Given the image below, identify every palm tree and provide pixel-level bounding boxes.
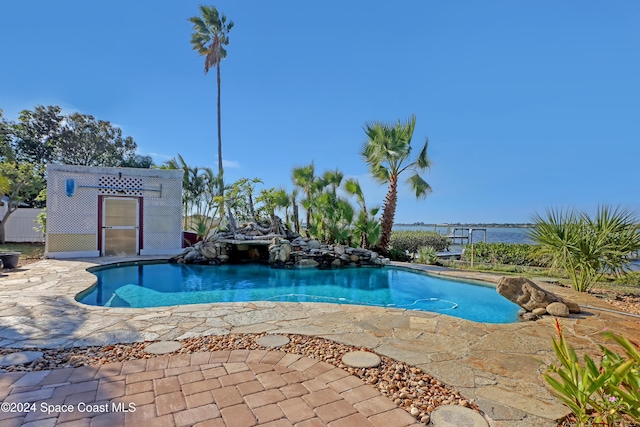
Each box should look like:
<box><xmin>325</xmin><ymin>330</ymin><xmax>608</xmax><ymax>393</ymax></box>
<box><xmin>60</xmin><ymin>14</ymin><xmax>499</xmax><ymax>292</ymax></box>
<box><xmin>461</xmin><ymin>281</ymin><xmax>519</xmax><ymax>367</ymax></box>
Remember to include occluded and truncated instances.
<box><xmin>344</xmin><ymin>177</ymin><xmax>380</xmax><ymax>249</ymax></box>
<box><xmin>361</xmin><ymin>114</ymin><xmax>432</xmax><ymax>252</ymax></box>
<box><xmin>290</xmin><ymin>189</ymin><xmax>300</xmax><ymax>233</ymax></box>
<box><xmin>529</xmin><ymin>205</ymin><xmax>640</xmax><ymax>292</ymax></box>
<box><xmin>188</xmin><ymin>6</ymin><xmax>234</xmax><ymax>197</ymax></box>
<box><xmin>291</xmin><ymin>162</ymin><xmax>317</xmax><ymax>236</ymax></box>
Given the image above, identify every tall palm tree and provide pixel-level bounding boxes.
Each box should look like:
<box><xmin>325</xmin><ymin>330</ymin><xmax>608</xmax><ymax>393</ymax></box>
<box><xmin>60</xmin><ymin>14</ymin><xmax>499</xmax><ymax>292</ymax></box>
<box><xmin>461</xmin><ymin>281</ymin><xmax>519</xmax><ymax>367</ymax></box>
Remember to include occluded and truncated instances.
<box><xmin>361</xmin><ymin>114</ymin><xmax>432</xmax><ymax>252</ymax></box>
<box><xmin>188</xmin><ymin>5</ymin><xmax>233</xmax><ymax>197</ymax></box>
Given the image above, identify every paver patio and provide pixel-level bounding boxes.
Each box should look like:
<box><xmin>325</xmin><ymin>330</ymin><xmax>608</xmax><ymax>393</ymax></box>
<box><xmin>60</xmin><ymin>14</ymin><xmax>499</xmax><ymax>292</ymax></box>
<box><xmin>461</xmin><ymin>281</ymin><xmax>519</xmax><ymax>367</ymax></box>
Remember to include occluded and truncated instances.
<box><xmin>1</xmin><ymin>257</ymin><xmax>639</xmax><ymax>426</ymax></box>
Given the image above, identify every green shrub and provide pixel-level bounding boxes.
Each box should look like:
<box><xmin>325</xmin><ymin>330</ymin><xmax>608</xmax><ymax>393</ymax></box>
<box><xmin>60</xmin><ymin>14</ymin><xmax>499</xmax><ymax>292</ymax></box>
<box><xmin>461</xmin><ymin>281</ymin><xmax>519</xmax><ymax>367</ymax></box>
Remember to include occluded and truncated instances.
<box><xmin>416</xmin><ymin>246</ymin><xmax>438</xmax><ymax>265</ymax></box>
<box><xmin>613</xmin><ymin>271</ymin><xmax>640</xmax><ymax>287</ymax></box>
<box><xmin>543</xmin><ymin>319</ymin><xmax>640</xmax><ymax>426</ymax></box>
<box><xmin>390</xmin><ymin>230</ymin><xmax>449</xmax><ymax>253</ymax></box>
<box><xmin>388</xmin><ymin>248</ymin><xmax>411</xmax><ymax>262</ymax></box>
<box><xmin>530</xmin><ymin>206</ymin><xmax>640</xmax><ymax>292</ymax></box>
<box><xmin>461</xmin><ymin>242</ymin><xmax>546</xmax><ymax>267</ymax></box>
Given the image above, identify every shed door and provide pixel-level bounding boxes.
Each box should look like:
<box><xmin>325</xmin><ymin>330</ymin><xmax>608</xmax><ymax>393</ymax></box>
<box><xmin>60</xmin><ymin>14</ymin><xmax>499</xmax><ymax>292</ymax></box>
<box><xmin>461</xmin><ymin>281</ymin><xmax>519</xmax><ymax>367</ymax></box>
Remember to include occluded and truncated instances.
<box><xmin>101</xmin><ymin>197</ymin><xmax>139</xmax><ymax>256</ymax></box>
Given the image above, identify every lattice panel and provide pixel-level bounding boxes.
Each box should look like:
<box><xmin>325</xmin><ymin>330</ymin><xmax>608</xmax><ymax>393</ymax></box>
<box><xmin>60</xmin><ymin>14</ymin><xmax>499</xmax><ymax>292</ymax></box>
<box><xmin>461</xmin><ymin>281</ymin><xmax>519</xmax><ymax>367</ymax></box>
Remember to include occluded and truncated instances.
<box><xmin>143</xmin><ymin>199</ymin><xmax>183</xmax><ymax>251</ymax></box>
<box><xmin>98</xmin><ymin>175</ymin><xmax>143</xmax><ymax>196</ymax></box>
<box><xmin>47</xmin><ymin>172</ymin><xmax>100</xmax><ymax>235</ymax></box>
<box><xmin>145</xmin><ymin>177</ymin><xmax>182</xmax><ymax>201</ymax></box>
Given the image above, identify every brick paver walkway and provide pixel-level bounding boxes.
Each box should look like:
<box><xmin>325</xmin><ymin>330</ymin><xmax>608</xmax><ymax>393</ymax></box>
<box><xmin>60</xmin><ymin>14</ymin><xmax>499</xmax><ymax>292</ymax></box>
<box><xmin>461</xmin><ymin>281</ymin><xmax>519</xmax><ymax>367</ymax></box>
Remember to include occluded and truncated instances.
<box><xmin>0</xmin><ymin>350</ymin><xmax>422</xmax><ymax>427</ymax></box>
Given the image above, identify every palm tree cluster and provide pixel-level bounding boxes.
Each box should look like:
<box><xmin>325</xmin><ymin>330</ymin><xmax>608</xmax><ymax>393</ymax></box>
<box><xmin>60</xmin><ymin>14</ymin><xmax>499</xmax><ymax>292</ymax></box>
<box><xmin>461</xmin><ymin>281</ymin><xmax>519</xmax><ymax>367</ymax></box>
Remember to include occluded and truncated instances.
<box><xmin>291</xmin><ymin>162</ymin><xmax>380</xmax><ymax>248</ymax></box>
<box><xmin>187</xmin><ymin>5</ymin><xmax>433</xmax><ymax>252</ymax></box>
<box><xmin>162</xmin><ymin>154</ymin><xmax>222</xmax><ymax>239</ymax></box>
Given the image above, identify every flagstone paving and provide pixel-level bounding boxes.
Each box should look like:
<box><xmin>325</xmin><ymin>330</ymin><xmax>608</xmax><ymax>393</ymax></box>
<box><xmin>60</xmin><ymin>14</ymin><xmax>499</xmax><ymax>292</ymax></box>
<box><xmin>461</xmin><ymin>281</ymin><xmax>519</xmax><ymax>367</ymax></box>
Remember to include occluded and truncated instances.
<box><xmin>1</xmin><ymin>257</ymin><xmax>639</xmax><ymax>427</ymax></box>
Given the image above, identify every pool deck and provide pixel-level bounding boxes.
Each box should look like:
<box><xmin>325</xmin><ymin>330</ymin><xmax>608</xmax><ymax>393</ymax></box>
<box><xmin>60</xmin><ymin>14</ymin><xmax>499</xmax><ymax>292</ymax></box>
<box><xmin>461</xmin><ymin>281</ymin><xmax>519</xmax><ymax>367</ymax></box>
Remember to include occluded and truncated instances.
<box><xmin>1</xmin><ymin>257</ymin><xmax>639</xmax><ymax>427</ymax></box>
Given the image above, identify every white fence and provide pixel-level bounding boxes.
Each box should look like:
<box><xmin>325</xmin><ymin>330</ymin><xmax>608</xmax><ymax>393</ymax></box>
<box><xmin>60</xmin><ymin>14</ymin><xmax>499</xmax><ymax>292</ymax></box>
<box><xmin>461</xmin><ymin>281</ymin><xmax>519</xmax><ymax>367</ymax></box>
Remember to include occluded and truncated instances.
<box><xmin>0</xmin><ymin>206</ymin><xmax>45</xmax><ymax>242</ymax></box>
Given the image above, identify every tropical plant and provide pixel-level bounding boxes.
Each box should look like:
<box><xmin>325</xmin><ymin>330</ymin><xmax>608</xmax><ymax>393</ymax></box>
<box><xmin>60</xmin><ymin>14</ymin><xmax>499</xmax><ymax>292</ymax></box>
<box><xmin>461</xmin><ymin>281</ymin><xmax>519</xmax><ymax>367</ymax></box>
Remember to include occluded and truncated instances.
<box><xmin>529</xmin><ymin>206</ymin><xmax>640</xmax><ymax>292</ymax></box>
<box><xmin>344</xmin><ymin>177</ymin><xmax>380</xmax><ymax>249</ymax></box>
<box><xmin>163</xmin><ymin>154</ymin><xmax>222</xmax><ymax>237</ymax></box>
<box><xmin>291</xmin><ymin>162</ymin><xmax>317</xmax><ymax>236</ymax></box>
<box><xmin>360</xmin><ymin>114</ymin><xmax>432</xmax><ymax>252</ymax></box>
<box><xmin>189</xmin><ymin>5</ymin><xmax>234</xmax><ymax>197</ymax></box>
<box><xmin>289</xmin><ymin>188</ymin><xmax>300</xmax><ymax>233</ymax></box>
<box><xmin>416</xmin><ymin>246</ymin><xmax>438</xmax><ymax>265</ymax></box>
<box><xmin>543</xmin><ymin>319</ymin><xmax>640</xmax><ymax>426</ymax></box>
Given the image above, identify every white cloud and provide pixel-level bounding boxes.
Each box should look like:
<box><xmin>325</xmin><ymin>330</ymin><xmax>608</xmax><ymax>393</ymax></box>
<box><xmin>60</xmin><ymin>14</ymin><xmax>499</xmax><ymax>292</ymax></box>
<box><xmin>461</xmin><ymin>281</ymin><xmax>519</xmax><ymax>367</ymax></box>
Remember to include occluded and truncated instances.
<box><xmin>222</xmin><ymin>159</ymin><xmax>240</xmax><ymax>169</ymax></box>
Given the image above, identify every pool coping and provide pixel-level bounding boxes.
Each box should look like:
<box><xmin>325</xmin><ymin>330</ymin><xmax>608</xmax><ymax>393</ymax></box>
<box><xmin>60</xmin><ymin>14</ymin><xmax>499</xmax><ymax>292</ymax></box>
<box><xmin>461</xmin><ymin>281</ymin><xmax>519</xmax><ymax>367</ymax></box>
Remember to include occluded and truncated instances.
<box><xmin>2</xmin><ymin>257</ymin><xmax>639</xmax><ymax>427</ymax></box>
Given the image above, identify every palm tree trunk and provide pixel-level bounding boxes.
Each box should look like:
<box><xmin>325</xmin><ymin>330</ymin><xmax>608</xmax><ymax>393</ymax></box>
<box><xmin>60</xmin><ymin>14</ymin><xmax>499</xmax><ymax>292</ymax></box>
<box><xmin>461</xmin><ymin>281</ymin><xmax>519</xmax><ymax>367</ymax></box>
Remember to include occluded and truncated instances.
<box><xmin>216</xmin><ymin>63</ymin><xmax>223</xmax><ymax>196</ymax></box>
<box><xmin>305</xmin><ymin>190</ymin><xmax>311</xmax><ymax>237</ymax></box>
<box><xmin>378</xmin><ymin>176</ymin><xmax>398</xmax><ymax>252</ymax></box>
<box><xmin>293</xmin><ymin>203</ymin><xmax>299</xmax><ymax>233</ymax></box>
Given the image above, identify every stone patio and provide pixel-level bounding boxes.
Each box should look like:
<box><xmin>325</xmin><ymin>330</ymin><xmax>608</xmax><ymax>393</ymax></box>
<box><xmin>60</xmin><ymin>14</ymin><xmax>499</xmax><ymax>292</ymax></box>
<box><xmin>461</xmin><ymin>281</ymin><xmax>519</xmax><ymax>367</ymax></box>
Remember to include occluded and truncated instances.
<box><xmin>1</xmin><ymin>257</ymin><xmax>639</xmax><ymax>426</ymax></box>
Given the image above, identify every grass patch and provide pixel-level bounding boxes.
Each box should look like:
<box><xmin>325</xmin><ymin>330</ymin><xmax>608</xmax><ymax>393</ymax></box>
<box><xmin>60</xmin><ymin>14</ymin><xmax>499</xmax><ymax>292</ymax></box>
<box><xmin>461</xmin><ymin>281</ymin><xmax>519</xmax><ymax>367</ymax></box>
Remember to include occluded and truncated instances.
<box><xmin>444</xmin><ymin>259</ymin><xmax>640</xmax><ymax>297</ymax></box>
<box><xmin>0</xmin><ymin>243</ymin><xmax>45</xmax><ymax>264</ymax></box>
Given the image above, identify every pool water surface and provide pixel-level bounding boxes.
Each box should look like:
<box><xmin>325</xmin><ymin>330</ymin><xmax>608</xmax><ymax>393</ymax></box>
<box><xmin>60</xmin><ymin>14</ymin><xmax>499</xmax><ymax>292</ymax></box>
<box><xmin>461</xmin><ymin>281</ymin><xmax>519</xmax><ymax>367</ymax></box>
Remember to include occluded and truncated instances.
<box><xmin>78</xmin><ymin>263</ymin><xmax>520</xmax><ymax>323</ymax></box>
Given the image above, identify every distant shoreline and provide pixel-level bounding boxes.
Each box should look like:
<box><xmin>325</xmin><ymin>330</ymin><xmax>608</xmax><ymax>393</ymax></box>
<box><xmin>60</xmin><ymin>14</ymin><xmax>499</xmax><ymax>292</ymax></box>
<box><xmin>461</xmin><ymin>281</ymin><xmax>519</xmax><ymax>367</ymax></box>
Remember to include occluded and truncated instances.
<box><xmin>394</xmin><ymin>223</ymin><xmax>533</xmax><ymax>228</ymax></box>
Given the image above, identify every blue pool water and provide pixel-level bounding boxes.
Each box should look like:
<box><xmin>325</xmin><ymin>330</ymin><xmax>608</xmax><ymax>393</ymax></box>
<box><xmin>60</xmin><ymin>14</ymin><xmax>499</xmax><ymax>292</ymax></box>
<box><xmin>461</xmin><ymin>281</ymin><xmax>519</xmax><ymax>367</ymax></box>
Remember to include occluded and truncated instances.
<box><xmin>78</xmin><ymin>263</ymin><xmax>520</xmax><ymax>323</ymax></box>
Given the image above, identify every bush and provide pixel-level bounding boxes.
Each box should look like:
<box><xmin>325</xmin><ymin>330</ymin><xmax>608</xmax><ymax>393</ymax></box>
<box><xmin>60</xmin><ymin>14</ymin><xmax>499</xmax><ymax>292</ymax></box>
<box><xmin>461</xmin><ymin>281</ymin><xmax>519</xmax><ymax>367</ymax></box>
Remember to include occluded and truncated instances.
<box><xmin>461</xmin><ymin>242</ymin><xmax>546</xmax><ymax>267</ymax></box>
<box><xmin>416</xmin><ymin>246</ymin><xmax>438</xmax><ymax>265</ymax></box>
<box><xmin>530</xmin><ymin>206</ymin><xmax>640</xmax><ymax>292</ymax></box>
<box><xmin>390</xmin><ymin>230</ymin><xmax>449</xmax><ymax>253</ymax></box>
<box><xmin>544</xmin><ymin>319</ymin><xmax>640</xmax><ymax>426</ymax></box>
<box><xmin>388</xmin><ymin>248</ymin><xmax>411</xmax><ymax>262</ymax></box>
<box><xmin>613</xmin><ymin>272</ymin><xmax>640</xmax><ymax>287</ymax></box>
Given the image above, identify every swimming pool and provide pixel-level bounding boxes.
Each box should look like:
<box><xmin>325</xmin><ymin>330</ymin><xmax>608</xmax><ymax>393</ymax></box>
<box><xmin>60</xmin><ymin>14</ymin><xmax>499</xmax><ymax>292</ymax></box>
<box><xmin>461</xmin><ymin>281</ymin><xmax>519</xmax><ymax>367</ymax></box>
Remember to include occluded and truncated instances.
<box><xmin>77</xmin><ymin>263</ymin><xmax>521</xmax><ymax>323</ymax></box>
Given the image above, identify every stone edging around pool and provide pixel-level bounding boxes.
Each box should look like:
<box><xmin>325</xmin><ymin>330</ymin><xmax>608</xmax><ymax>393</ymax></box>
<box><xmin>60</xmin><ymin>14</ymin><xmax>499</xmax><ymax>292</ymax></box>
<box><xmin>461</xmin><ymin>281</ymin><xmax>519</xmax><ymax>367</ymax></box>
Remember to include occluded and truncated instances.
<box><xmin>2</xmin><ymin>257</ymin><xmax>639</xmax><ymax>426</ymax></box>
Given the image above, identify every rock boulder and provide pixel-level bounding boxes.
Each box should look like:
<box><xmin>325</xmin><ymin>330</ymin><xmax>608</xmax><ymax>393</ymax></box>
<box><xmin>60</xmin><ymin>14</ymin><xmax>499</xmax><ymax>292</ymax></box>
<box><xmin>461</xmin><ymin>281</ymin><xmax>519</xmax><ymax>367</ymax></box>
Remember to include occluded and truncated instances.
<box><xmin>546</xmin><ymin>302</ymin><xmax>570</xmax><ymax>317</ymax></box>
<box><xmin>497</xmin><ymin>277</ymin><xmax>561</xmax><ymax>311</ymax></box>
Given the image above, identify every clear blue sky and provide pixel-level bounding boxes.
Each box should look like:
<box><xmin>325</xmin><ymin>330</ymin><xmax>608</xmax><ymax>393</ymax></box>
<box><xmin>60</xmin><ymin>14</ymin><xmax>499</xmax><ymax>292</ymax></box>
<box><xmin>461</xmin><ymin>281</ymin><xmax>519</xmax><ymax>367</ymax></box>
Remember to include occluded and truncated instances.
<box><xmin>2</xmin><ymin>1</ymin><xmax>639</xmax><ymax>224</ymax></box>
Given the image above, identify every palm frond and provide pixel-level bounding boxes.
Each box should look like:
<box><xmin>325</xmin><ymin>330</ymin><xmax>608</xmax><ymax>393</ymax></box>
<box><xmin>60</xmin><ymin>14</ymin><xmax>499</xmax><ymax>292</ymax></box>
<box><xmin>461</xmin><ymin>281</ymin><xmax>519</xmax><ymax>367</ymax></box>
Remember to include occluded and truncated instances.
<box><xmin>406</xmin><ymin>173</ymin><xmax>432</xmax><ymax>199</ymax></box>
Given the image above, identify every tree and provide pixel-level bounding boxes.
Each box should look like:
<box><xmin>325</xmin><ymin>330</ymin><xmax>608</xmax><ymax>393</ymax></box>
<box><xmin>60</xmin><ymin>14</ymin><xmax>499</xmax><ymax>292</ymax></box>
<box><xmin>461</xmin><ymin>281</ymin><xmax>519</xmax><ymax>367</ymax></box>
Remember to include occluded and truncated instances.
<box><xmin>360</xmin><ymin>114</ymin><xmax>432</xmax><ymax>252</ymax></box>
<box><xmin>291</xmin><ymin>162</ymin><xmax>317</xmax><ymax>236</ymax></box>
<box><xmin>189</xmin><ymin>5</ymin><xmax>234</xmax><ymax>197</ymax></box>
<box><xmin>11</xmin><ymin>105</ymin><xmax>64</xmax><ymax>165</ymax></box>
<box><xmin>57</xmin><ymin>113</ymin><xmax>137</xmax><ymax>166</ymax></box>
<box><xmin>344</xmin><ymin>178</ymin><xmax>380</xmax><ymax>249</ymax></box>
<box><xmin>0</xmin><ymin>162</ymin><xmax>45</xmax><ymax>243</ymax></box>
<box><xmin>120</xmin><ymin>154</ymin><xmax>154</xmax><ymax>168</ymax></box>
<box><xmin>163</xmin><ymin>154</ymin><xmax>222</xmax><ymax>235</ymax></box>
<box><xmin>0</xmin><ymin>109</ymin><xmax>14</xmax><ymax>162</ymax></box>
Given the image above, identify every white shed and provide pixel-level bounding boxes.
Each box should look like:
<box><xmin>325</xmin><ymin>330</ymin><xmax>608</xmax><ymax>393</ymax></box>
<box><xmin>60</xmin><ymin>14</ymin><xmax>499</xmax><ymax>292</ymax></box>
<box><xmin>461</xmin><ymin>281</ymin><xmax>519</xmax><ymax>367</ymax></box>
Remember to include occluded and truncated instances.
<box><xmin>46</xmin><ymin>164</ymin><xmax>183</xmax><ymax>258</ymax></box>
